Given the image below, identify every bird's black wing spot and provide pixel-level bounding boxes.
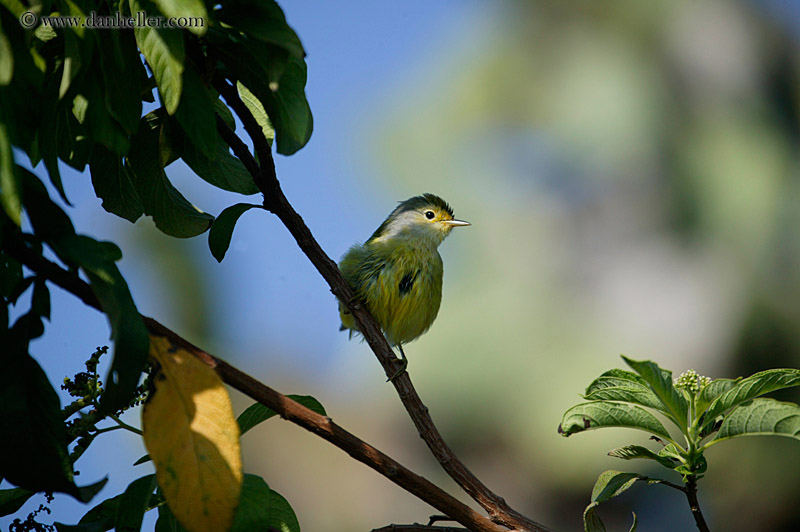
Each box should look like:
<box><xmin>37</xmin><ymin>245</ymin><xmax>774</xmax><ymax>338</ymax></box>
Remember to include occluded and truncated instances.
<box><xmin>398</xmin><ymin>270</ymin><xmax>419</xmax><ymax>296</ymax></box>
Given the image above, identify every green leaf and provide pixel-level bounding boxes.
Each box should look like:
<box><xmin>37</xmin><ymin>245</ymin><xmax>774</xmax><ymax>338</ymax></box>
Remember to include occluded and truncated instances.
<box><xmin>214</xmin><ymin>98</ymin><xmax>235</xmax><ymax>131</ymax></box>
<box><xmin>0</xmin><ymin>487</ymin><xmax>34</xmax><ymax>517</ymax></box>
<box><xmin>133</xmin><ymin>454</ymin><xmax>151</xmax><ymax>466</ymax></box>
<box><xmin>127</xmin><ymin>112</ymin><xmax>214</xmax><ymax>238</ymax></box>
<box><xmin>583</xmin><ymin>385</ymin><xmax>664</xmax><ymax>412</ymax></box>
<box><xmin>703</xmin><ymin>369</ymin><xmax>800</xmax><ymax>423</ymax></box>
<box><xmin>56</xmin><ymin>494</ymin><xmax>120</xmax><ymax>532</ymax></box>
<box><xmin>674</xmin><ymin>453</ymin><xmax>706</xmax><ymax>477</ymax></box>
<box><xmin>238</xmin><ymin>394</ymin><xmax>327</xmax><ymax>436</ymax></box>
<box><xmin>0</xmin><ymin>121</ymin><xmax>20</xmax><ymax>225</ymax></box>
<box><xmin>586</xmin><ymin>512</ymin><xmax>637</xmax><ymax>532</ymax></box>
<box><xmin>583</xmin><ymin>471</ymin><xmax>641</xmax><ymax>532</ymax></box>
<box><xmin>237</xmin><ymin>81</ymin><xmax>274</xmax><ymax>147</ymax></box>
<box><xmin>31</xmin><ymin>278</ymin><xmax>50</xmax><ymax>319</ymax></box>
<box><xmin>115</xmin><ymin>475</ymin><xmax>157</xmax><ymax>532</ymax></box>
<box><xmin>53</xmin><ymin>97</ymin><xmax>91</xmax><ymax>173</ymax></box>
<box><xmin>559</xmin><ymin>402</ymin><xmax>672</xmax><ymax>440</ymax></box>
<box><xmin>582</xmin><ymin>503</ymin><xmax>605</xmax><ymax>532</ymax></box>
<box><xmin>264</xmin><ymin>55</ymin><xmax>313</xmax><ymax>156</ymax></box>
<box><xmin>131</xmin><ymin>0</ymin><xmax>184</xmax><ymax>114</ymax></box>
<box><xmin>212</xmin><ymin>37</ymin><xmax>312</xmax><ymax>155</ymax></box>
<box><xmin>18</xmin><ymin>168</ymin><xmax>75</xmax><ymax>242</ymax></box>
<box><xmin>230</xmin><ymin>475</ymin><xmax>270</xmax><ymax>532</ymax></box>
<box><xmin>591</xmin><ymin>470</ymin><xmax>641</xmax><ymax>503</ymax></box>
<box><xmin>0</xmin><ymin>17</ymin><xmax>13</xmax><ymax>85</ymax></box>
<box><xmin>622</xmin><ymin>356</ymin><xmax>689</xmax><ymax>431</ymax></box>
<box><xmin>0</xmin><ymin>11</ymin><xmax>43</xmax><ymax>157</ymax></box>
<box><xmin>0</xmin><ymin>343</ymin><xmax>104</xmax><ymax>501</ymax></box>
<box><xmin>267</xmin><ymin>489</ymin><xmax>300</xmax><ymax>532</ymax></box>
<box><xmin>0</xmin><ymin>255</ymin><xmax>24</xmax><ymax>301</ymax></box>
<box><xmin>607</xmin><ymin>445</ymin><xmax>677</xmax><ymax>469</ymax></box>
<box><xmin>0</xmin><ymin>345</ymin><xmax>72</xmax><ymax>494</ymax></box>
<box><xmin>90</xmin><ymin>145</ymin><xmax>145</xmax><ymax>223</ymax></box>
<box><xmin>215</xmin><ymin>0</ymin><xmax>304</xmax><ymax>58</ymax></box>
<box><xmin>53</xmin><ymin>235</ymin><xmax>150</xmax><ymax>416</ymax></box>
<box><xmin>6</xmin><ymin>274</ymin><xmax>32</xmax><ymax>306</ymax></box>
<box><xmin>696</xmin><ymin>378</ymin><xmax>740</xmax><ymax>416</ymax></box>
<box><xmin>585</xmin><ymin>369</ymin><xmax>650</xmax><ymax>393</ymax></box>
<box><xmin>59</xmin><ymin>28</ymin><xmax>81</xmax><ymax>99</ymax></box>
<box><xmin>153</xmin><ymin>0</ymin><xmax>207</xmax><ymax>36</ymax></box>
<box><xmin>21</xmin><ymin>174</ymin><xmax>150</xmax><ymax>416</ymax></box>
<box><xmin>709</xmin><ymin>398</ymin><xmax>800</xmax><ymax>446</ymax></box>
<box><xmin>72</xmin><ymin>479</ymin><xmax>110</xmax><ymax>508</ymax></box>
<box><xmin>80</xmin><ymin>69</ymin><xmax>131</xmax><ymax>155</ymax></box>
<box><xmin>181</xmin><ymin>137</ymin><xmax>260</xmax><ymax>195</ymax></box>
<box><xmin>3</xmin><ymin>278</ymin><xmax>31</xmax><ymax>312</ymax></box>
<box><xmin>11</xmin><ymin>311</ymin><xmax>43</xmax><ymax>341</ymax></box>
<box><xmin>208</xmin><ymin>203</ymin><xmax>260</xmax><ymax>262</ymax></box>
<box><xmin>96</xmin><ymin>30</ymin><xmax>142</xmax><ymax>135</ymax></box>
<box><xmin>174</xmin><ymin>66</ymin><xmax>217</xmax><ymax>155</ymax></box>
<box><xmin>154</xmin><ymin>503</ymin><xmax>187</xmax><ymax>532</ymax></box>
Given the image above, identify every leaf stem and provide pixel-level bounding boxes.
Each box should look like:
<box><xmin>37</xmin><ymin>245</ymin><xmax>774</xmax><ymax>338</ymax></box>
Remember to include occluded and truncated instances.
<box><xmin>638</xmin><ymin>476</ymin><xmax>686</xmax><ymax>493</ymax></box>
<box><xmin>93</xmin><ymin>425</ymin><xmax>125</xmax><ymax>435</ymax></box>
<box><xmin>109</xmin><ymin>414</ymin><xmax>143</xmax><ymax>436</ymax></box>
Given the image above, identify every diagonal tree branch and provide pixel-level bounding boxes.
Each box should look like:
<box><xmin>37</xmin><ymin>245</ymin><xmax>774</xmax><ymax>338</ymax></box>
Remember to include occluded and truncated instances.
<box><xmin>214</xmin><ymin>75</ymin><xmax>552</xmax><ymax>532</ymax></box>
<box><xmin>6</xmin><ymin>240</ymin><xmax>508</xmax><ymax>532</ymax></box>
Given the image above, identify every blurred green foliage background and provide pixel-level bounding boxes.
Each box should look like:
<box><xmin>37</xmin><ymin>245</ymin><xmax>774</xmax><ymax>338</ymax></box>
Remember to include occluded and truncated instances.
<box><xmin>7</xmin><ymin>0</ymin><xmax>800</xmax><ymax>531</ymax></box>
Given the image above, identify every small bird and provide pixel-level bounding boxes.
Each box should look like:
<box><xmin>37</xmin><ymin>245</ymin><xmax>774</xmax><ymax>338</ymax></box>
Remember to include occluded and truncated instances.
<box><xmin>338</xmin><ymin>193</ymin><xmax>470</xmax><ymax>379</ymax></box>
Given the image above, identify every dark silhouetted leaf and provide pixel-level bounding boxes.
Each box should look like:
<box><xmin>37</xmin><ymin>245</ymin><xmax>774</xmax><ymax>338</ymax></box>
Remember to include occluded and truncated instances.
<box><xmin>0</xmin><ymin>487</ymin><xmax>34</xmax><ymax>517</ymax></box>
<box><xmin>127</xmin><ymin>112</ymin><xmax>214</xmax><ymax>237</ymax></box>
<box><xmin>238</xmin><ymin>394</ymin><xmax>326</xmax><ymax>435</ymax></box>
<box><xmin>115</xmin><ymin>475</ymin><xmax>157</xmax><ymax>532</ymax></box>
<box><xmin>215</xmin><ymin>0</ymin><xmax>304</xmax><ymax>58</ymax></box>
<box><xmin>90</xmin><ymin>145</ymin><xmax>145</xmax><ymax>223</ymax></box>
<box><xmin>208</xmin><ymin>203</ymin><xmax>260</xmax><ymax>262</ymax></box>
<box><xmin>174</xmin><ymin>66</ymin><xmax>217</xmax><ymax>155</ymax></box>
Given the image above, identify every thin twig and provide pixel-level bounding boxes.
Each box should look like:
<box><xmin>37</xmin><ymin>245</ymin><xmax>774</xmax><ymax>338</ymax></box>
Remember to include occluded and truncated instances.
<box><xmin>638</xmin><ymin>476</ymin><xmax>686</xmax><ymax>493</ymax></box>
<box><xmin>213</xmin><ymin>77</ymin><xmax>276</xmax><ymax>190</ymax></box>
<box><xmin>6</xmin><ymin>243</ymin><xmax>508</xmax><ymax>532</ymax></box>
<box><xmin>215</xmin><ymin>115</ymin><xmax>261</xmax><ymax>180</ymax></box>
<box><xmin>217</xmin><ymin>74</ymin><xmax>552</xmax><ymax>532</ymax></box>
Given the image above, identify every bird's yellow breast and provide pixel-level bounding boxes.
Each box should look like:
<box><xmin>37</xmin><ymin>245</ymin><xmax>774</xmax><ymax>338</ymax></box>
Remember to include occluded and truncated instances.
<box><xmin>339</xmin><ymin>241</ymin><xmax>444</xmax><ymax>346</ymax></box>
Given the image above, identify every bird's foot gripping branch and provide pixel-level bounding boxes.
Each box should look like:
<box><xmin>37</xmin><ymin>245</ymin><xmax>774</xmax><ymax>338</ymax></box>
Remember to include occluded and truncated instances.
<box><xmin>559</xmin><ymin>356</ymin><xmax>800</xmax><ymax>532</ymax></box>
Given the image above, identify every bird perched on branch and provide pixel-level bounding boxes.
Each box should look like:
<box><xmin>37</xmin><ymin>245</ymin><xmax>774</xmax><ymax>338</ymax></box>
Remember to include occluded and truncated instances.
<box><xmin>338</xmin><ymin>193</ymin><xmax>471</xmax><ymax>379</ymax></box>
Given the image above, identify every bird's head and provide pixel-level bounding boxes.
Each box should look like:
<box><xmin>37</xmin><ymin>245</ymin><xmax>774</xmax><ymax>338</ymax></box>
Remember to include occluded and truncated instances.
<box><xmin>368</xmin><ymin>193</ymin><xmax>470</xmax><ymax>247</ymax></box>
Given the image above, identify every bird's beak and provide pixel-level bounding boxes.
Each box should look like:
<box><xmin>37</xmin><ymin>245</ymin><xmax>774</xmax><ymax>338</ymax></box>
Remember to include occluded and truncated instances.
<box><xmin>442</xmin><ymin>219</ymin><xmax>471</xmax><ymax>227</ymax></box>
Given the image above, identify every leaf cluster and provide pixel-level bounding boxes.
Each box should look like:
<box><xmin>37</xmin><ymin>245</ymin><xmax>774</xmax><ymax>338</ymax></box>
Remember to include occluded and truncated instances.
<box><xmin>559</xmin><ymin>356</ymin><xmax>800</xmax><ymax>531</ymax></box>
<box><xmin>1</xmin><ymin>0</ymin><xmax>314</xmax><ymax>527</ymax></box>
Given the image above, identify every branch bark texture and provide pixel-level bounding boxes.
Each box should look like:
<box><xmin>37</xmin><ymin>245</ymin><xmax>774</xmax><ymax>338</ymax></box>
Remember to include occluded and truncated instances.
<box><xmin>6</xmin><ymin>243</ymin><xmax>507</xmax><ymax>532</ymax></box>
<box><xmin>214</xmin><ymin>76</ymin><xmax>552</xmax><ymax>532</ymax></box>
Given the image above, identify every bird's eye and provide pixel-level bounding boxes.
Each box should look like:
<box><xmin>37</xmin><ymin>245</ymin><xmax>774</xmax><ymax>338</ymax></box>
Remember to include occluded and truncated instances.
<box><xmin>424</xmin><ymin>210</ymin><xmax>435</xmax><ymax>220</ymax></box>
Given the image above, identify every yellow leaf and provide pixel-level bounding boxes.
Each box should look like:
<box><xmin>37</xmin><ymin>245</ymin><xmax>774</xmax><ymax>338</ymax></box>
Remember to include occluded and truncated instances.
<box><xmin>143</xmin><ymin>335</ymin><xmax>242</xmax><ymax>532</ymax></box>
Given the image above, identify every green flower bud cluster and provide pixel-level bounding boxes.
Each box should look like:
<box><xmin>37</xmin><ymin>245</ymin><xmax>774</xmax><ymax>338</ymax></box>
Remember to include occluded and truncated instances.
<box><xmin>674</xmin><ymin>369</ymin><xmax>711</xmax><ymax>395</ymax></box>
